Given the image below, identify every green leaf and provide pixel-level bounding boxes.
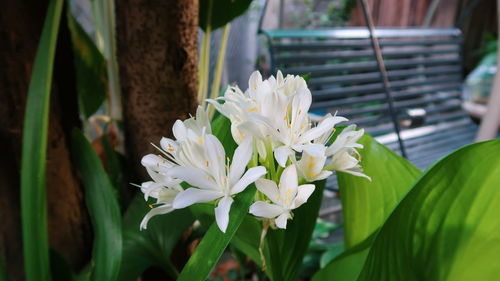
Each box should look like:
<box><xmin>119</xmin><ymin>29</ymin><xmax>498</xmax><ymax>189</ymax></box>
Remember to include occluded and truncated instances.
<box><xmin>20</xmin><ymin>1</ymin><xmax>63</xmax><ymax>280</ymax></box>
<box><xmin>177</xmin><ymin>185</ymin><xmax>257</xmax><ymax>281</ymax></box>
<box><xmin>211</xmin><ymin>114</ymin><xmax>238</xmax><ymax>158</ymax></box>
<box><xmin>338</xmin><ymin>133</ymin><xmax>420</xmax><ymax>249</ymax></box>
<box><xmin>358</xmin><ymin>140</ymin><xmax>500</xmax><ymax>281</ymax></box>
<box><xmin>231</xmin><ymin>216</ymin><xmax>263</xmax><ymax>267</ymax></box>
<box><xmin>266</xmin><ymin>180</ymin><xmax>326</xmax><ymax>281</ymax></box>
<box><xmin>199</xmin><ymin>0</ymin><xmax>253</xmax><ymax>31</ymax></box>
<box><xmin>117</xmin><ymin>194</ymin><xmax>195</xmax><ymax>281</ymax></box>
<box><xmin>312</xmin><ymin>234</ymin><xmax>374</xmax><ymax>281</ymax></box>
<box><xmin>100</xmin><ymin>133</ymin><xmax>127</xmax><ymax>208</ymax></box>
<box><xmin>67</xmin><ymin>12</ymin><xmax>107</xmax><ymax>118</ymax></box>
<box><xmin>71</xmin><ymin>129</ymin><xmax>122</xmax><ymax>281</ymax></box>
<box><xmin>319</xmin><ymin>242</ymin><xmax>345</xmax><ymax>268</ymax></box>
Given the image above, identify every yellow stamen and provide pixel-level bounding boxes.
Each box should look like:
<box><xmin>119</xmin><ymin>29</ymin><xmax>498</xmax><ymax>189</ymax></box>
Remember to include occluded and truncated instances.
<box><xmin>205</xmin><ymin>160</ymin><xmax>209</xmax><ymax>167</ymax></box>
<box><xmin>308</xmin><ymin>157</ymin><xmax>315</xmax><ymax>169</ymax></box>
<box><xmin>198</xmin><ymin>136</ymin><xmax>204</xmax><ymax>144</ymax></box>
<box><xmin>246</xmin><ymin>107</ymin><xmax>258</xmax><ymax>112</ymax></box>
<box><xmin>148</xmin><ymin>204</ymin><xmax>154</xmax><ymax>209</ymax></box>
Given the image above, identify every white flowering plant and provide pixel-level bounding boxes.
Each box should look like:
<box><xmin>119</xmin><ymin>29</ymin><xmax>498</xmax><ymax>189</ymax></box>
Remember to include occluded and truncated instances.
<box><xmin>137</xmin><ymin>71</ymin><xmax>369</xmax><ymax>280</ymax></box>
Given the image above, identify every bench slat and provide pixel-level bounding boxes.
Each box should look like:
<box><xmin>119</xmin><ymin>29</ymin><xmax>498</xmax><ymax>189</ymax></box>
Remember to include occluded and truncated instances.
<box><xmin>286</xmin><ymin>56</ymin><xmax>460</xmax><ymax>76</ymax></box>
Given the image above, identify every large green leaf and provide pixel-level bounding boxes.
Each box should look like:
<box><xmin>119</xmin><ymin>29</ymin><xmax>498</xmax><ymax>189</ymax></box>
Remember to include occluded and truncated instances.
<box><xmin>71</xmin><ymin>129</ymin><xmax>122</xmax><ymax>281</ymax></box>
<box><xmin>357</xmin><ymin>140</ymin><xmax>500</xmax><ymax>281</ymax></box>
<box><xmin>117</xmin><ymin>195</ymin><xmax>195</xmax><ymax>281</ymax></box>
<box><xmin>177</xmin><ymin>185</ymin><xmax>256</xmax><ymax>281</ymax></box>
<box><xmin>20</xmin><ymin>0</ymin><xmax>63</xmax><ymax>280</ymax></box>
<box><xmin>312</xmin><ymin>133</ymin><xmax>420</xmax><ymax>281</ymax></box>
<box><xmin>338</xmin><ymin>134</ymin><xmax>420</xmax><ymax>249</ymax></box>
<box><xmin>199</xmin><ymin>0</ymin><xmax>253</xmax><ymax>31</ymax></box>
<box><xmin>67</xmin><ymin>12</ymin><xmax>107</xmax><ymax>118</ymax></box>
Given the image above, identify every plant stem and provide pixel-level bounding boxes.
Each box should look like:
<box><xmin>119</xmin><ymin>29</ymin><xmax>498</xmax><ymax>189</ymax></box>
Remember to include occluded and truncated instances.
<box><xmin>208</xmin><ymin>23</ymin><xmax>231</xmax><ymax>118</ymax></box>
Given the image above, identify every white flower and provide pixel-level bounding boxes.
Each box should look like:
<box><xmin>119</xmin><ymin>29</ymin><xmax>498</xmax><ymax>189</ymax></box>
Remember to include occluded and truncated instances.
<box><xmin>169</xmin><ymin>136</ymin><xmax>267</xmax><ymax>232</ymax></box>
<box><xmin>296</xmin><ymin>146</ymin><xmax>333</xmax><ymax>182</ymax></box>
<box><xmin>249</xmin><ymin>165</ymin><xmax>315</xmax><ymax>229</ymax></box>
<box><xmin>324</xmin><ymin>125</ymin><xmax>371</xmax><ymax>180</ymax></box>
<box><xmin>139</xmin><ymin>180</ymin><xmax>183</xmax><ymax>230</ymax></box>
<box><xmin>272</xmin><ymin>89</ymin><xmax>347</xmax><ymax>167</ymax></box>
<box><xmin>326</xmin><ymin>125</ymin><xmax>364</xmax><ymax>156</ymax></box>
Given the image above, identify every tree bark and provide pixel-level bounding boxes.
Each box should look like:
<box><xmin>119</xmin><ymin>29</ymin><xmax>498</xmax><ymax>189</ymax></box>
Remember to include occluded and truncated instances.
<box><xmin>0</xmin><ymin>1</ymin><xmax>90</xmax><ymax>279</ymax></box>
<box><xmin>116</xmin><ymin>0</ymin><xmax>199</xmax><ymax>178</ymax></box>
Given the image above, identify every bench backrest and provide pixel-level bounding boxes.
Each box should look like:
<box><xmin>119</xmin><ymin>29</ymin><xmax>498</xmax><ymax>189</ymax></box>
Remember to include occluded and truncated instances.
<box><xmin>263</xmin><ymin>28</ymin><xmax>467</xmax><ymax>149</ymax></box>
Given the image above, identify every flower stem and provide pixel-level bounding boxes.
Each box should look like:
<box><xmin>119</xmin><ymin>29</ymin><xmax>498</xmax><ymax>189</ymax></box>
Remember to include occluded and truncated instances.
<box><xmin>259</xmin><ymin>220</ymin><xmax>270</xmax><ymax>272</ymax></box>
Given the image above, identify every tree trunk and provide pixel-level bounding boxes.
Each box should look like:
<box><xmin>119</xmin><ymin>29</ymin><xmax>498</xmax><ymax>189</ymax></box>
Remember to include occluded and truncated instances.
<box><xmin>116</xmin><ymin>0</ymin><xmax>199</xmax><ymax>178</ymax></box>
<box><xmin>0</xmin><ymin>1</ymin><xmax>90</xmax><ymax>279</ymax></box>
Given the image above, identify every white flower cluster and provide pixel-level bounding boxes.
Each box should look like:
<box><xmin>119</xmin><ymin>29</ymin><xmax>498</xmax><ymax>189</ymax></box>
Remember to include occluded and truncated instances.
<box><xmin>139</xmin><ymin>71</ymin><xmax>369</xmax><ymax>232</ymax></box>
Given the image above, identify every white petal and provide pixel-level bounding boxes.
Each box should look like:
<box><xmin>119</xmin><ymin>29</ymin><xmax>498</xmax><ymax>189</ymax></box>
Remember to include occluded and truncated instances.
<box><xmin>255</xmin><ymin>179</ymin><xmax>280</xmax><ymax>204</ymax></box>
<box><xmin>230</xmin><ymin>166</ymin><xmax>267</xmax><ymax>195</ymax></box>
<box><xmin>274</xmin><ymin>146</ymin><xmax>293</xmax><ymax>167</ymax></box>
<box><xmin>204</xmin><ymin>134</ymin><xmax>226</xmax><ymax>180</ymax></box>
<box><xmin>248</xmin><ymin>71</ymin><xmax>263</xmax><ymax>91</ymax></box>
<box><xmin>340</xmin><ymin>168</ymin><xmax>372</xmax><ymax>181</ymax></box>
<box><xmin>280</xmin><ymin>164</ymin><xmax>299</xmax><ymax>199</ymax></box>
<box><xmin>291</xmin><ymin>88</ymin><xmax>312</xmax><ymax>128</ymax></box>
<box><xmin>141</xmin><ymin>181</ymin><xmax>162</xmax><ymax>200</ymax></box>
<box><xmin>293</xmin><ymin>184</ymin><xmax>315</xmax><ymax>208</ymax></box>
<box><xmin>249</xmin><ymin>201</ymin><xmax>284</xmax><ymax>218</ymax></box>
<box><xmin>275</xmin><ymin>212</ymin><xmax>291</xmax><ymax>229</ymax></box>
<box><xmin>141</xmin><ymin>154</ymin><xmax>162</xmax><ymax>167</ymax></box>
<box><xmin>140</xmin><ymin>205</ymin><xmax>174</xmax><ymax>230</ymax></box>
<box><xmin>167</xmin><ymin>166</ymin><xmax>216</xmax><ymax>190</ymax></box>
<box><xmin>215</xmin><ymin>196</ymin><xmax>234</xmax><ymax>233</ymax></box>
<box><xmin>145</xmin><ymin>166</ymin><xmax>165</xmax><ymax>183</ymax></box>
<box><xmin>160</xmin><ymin>137</ymin><xmax>178</xmax><ymax>154</ymax></box>
<box><xmin>172</xmin><ymin>188</ymin><xmax>223</xmax><ymax>209</ymax></box>
<box><xmin>314</xmin><ymin>170</ymin><xmax>333</xmax><ymax>181</ymax></box>
<box><xmin>298</xmin><ymin>116</ymin><xmax>339</xmax><ymax>144</ymax></box>
<box><xmin>297</xmin><ymin>143</ymin><xmax>327</xmax><ymax>157</ymax></box>
<box><xmin>196</xmin><ymin>105</ymin><xmax>211</xmax><ymax>134</ymax></box>
<box><xmin>172</xmin><ymin>120</ymin><xmax>188</xmax><ymax>141</ymax></box>
<box><xmin>229</xmin><ymin>137</ymin><xmax>253</xmax><ymax>186</ymax></box>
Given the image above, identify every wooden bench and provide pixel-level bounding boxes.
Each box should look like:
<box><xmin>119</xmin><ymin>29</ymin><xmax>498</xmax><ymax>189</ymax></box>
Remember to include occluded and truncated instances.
<box><xmin>261</xmin><ymin>28</ymin><xmax>476</xmax><ymax>179</ymax></box>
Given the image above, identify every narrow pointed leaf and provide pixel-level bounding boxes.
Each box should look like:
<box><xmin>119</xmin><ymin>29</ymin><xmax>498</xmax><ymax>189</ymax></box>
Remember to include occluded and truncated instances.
<box><xmin>67</xmin><ymin>12</ymin><xmax>107</xmax><ymax>118</ymax></box>
<box><xmin>71</xmin><ymin>129</ymin><xmax>122</xmax><ymax>281</ymax></box>
<box><xmin>177</xmin><ymin>185</ymin><xmax>256</xmax><ymax>281</ymax></box>
<box><xmin>358</xmin><ymin>140</ymin><xmax>500</xmax><ymax>281</ymax></box>
<box><xmin>266</xmin><ymin>180</ymin><xmax>326</xmax><ymax>281</ymax></box>
<box><xmin>20</xmin><ymin>1</ymin><xmax>63</xmax><ymax>280</ymax></box>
